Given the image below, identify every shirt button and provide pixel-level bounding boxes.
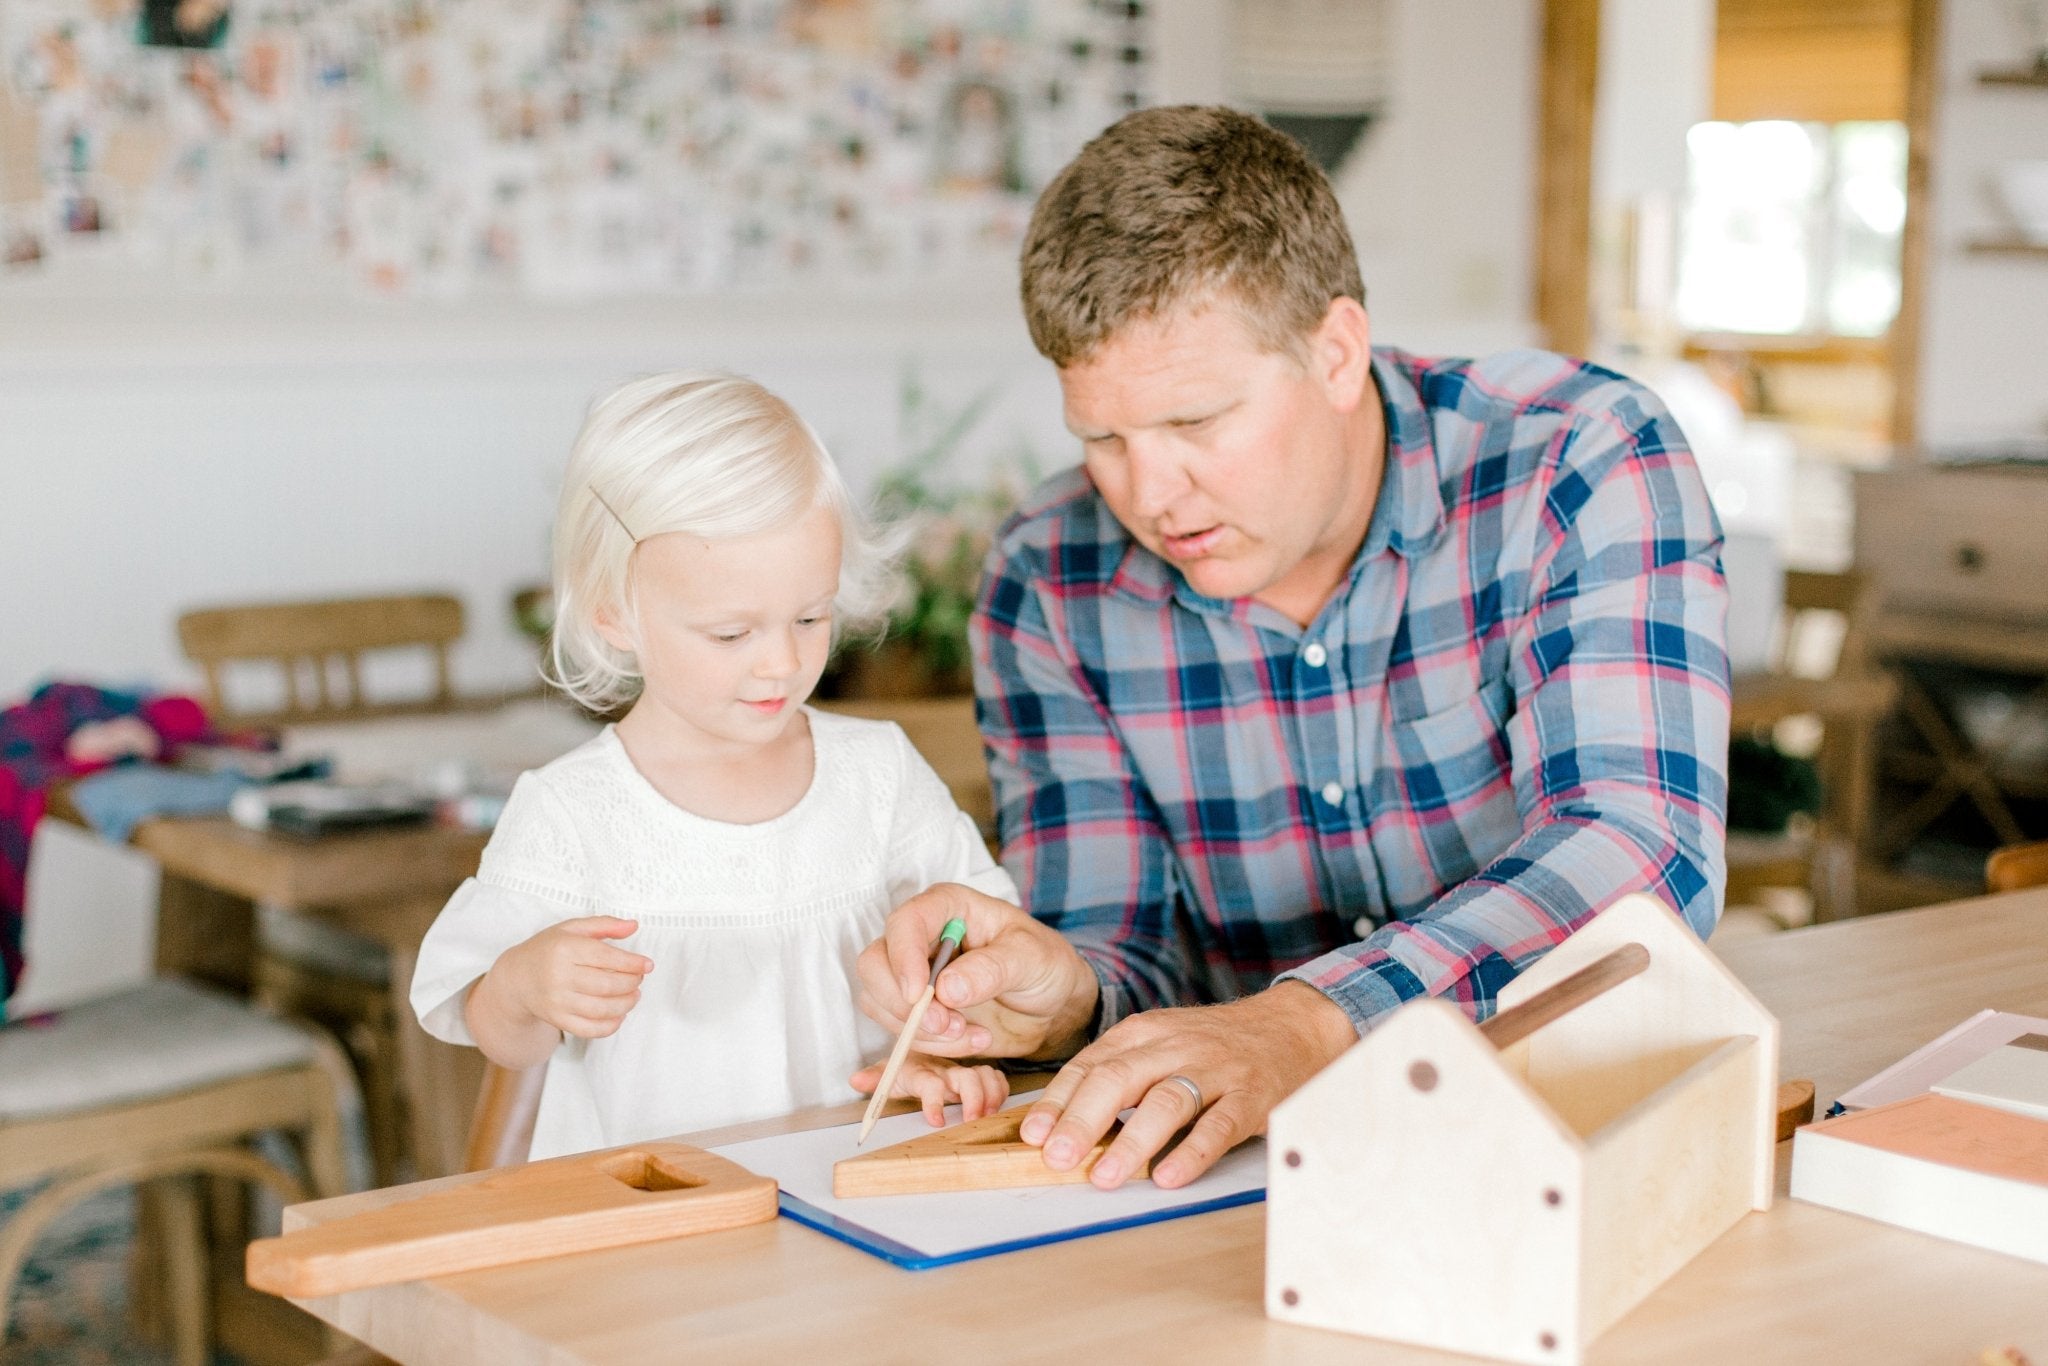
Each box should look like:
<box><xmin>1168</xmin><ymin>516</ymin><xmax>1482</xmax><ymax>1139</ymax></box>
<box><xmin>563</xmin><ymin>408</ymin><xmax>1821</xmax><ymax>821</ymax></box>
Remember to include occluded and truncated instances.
<box><xmin>1352</xmin><ymin>916</ymin><xmax>1373</xmax><ymax>938</ymax></box>
<box><xmin>1303</xmin><ymin>642</ymin><xmax>1328</xmax><ymax>668</ymax></box>
<box><xmin>1321</xmin><ymin>781</ymin><xmax>1345</xmax><ymax>808</ymax></box>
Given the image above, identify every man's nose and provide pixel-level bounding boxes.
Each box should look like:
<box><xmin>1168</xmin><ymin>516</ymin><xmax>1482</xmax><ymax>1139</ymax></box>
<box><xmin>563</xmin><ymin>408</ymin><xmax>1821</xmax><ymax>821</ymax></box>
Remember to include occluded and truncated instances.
<box><xmin>1125</xmin><ymin>439</ymin><xmax>1190</xmax><ymax>521</ymax></box>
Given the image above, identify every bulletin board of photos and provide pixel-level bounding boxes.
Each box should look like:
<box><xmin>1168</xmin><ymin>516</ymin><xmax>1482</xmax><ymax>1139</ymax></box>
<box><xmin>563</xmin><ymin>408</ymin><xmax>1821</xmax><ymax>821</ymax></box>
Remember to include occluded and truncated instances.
<box><xmin>0</xmin><ymin>0</ymin><xmax>1150</xmax><ymax>296</ymax></box>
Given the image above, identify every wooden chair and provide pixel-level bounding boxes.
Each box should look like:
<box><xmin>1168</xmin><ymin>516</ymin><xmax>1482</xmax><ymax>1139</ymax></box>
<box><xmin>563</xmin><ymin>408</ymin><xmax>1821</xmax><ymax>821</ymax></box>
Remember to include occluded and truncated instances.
<box><xmin>1</xmin><ymin>825</ymin><xmax>354</xmax><ymax>1366</ymax></box>
<box><xmin>1725</xmin><ymin>569</ymin><xmax>1898</xmax><ymax>923</ymax></box>
<box><xmin>1987</xmin><ymin>840</ymin><xmax>2048</xmax><ymax>894</ymax></box>
<box><xmin>178</xmin><ymin>593</ymin><xmax>465</xmax><ymax>727</ymax></box>
<box><xmin>176</xmin><ymin>592</ymin><xmax>470</xmax><ymax>1187</ymax></box>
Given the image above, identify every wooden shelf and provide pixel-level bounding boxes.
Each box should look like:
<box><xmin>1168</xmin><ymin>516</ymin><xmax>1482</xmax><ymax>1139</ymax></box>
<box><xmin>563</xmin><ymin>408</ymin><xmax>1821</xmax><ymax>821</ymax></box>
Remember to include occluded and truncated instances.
<box><xmin>1873</xmin><ymin>614</ymin><xmax>2048</xmax><ymax>673</ymax></box>
<box><xmin>1967</xmin><ymin>237</ymin><xmax>2048</xmax><ymax>258</ymax></box>
<box><xmin>1978</xmin><ymin>65</ymin><xmax>2048</xmax><ymax>87</ymax></box>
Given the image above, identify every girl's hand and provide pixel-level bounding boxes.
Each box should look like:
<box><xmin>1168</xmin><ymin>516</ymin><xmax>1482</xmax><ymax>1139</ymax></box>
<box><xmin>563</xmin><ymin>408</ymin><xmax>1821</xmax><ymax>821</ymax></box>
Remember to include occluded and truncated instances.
<box><xmin>492</xmin><ymin>916</ymin><xmax>654</xmax><ymax>1040</ymax></box>
<box><xmin>849</xmin><ymin>1054</ymin><xmax>1011</xmax><ymax>1127</ymax></box>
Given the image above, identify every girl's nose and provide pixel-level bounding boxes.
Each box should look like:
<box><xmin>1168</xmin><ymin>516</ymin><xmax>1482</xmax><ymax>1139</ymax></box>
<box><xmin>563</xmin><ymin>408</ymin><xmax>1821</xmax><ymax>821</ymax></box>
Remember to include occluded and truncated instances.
<box><xmin>757</xmin><ymin>627</ymin><xmax>801</xmax><ymax>677</ymax></box>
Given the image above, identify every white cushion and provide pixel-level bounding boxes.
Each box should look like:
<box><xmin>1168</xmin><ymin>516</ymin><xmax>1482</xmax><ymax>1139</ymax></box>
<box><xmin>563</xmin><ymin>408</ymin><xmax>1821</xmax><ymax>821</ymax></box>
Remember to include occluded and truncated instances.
<box><xmin>8</xmin><ymin>821</ymin><xmax>160</xmax><ymax>1021</ymax></box>
<box><xmin>0</xmin><ymin>978</ymin><xmax>317</xmax><ymax>1122</ymax></box>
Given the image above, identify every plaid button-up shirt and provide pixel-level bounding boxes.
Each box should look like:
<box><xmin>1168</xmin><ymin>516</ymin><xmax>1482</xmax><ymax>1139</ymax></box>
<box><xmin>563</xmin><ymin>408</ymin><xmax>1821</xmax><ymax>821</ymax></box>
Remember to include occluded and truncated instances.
<box><xmin>971</xmin><ymin>347</ymin><xmax>1730</xmax><ymax>1036</ymax></box>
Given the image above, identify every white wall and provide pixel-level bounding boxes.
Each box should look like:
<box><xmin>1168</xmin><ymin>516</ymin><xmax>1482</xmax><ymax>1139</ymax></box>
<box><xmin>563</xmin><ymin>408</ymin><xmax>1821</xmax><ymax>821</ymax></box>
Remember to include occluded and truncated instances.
<box><xmin>1916</xmin><ymin>0</ymin><xmax>2048</xmax><ymax>448</ymax></box>
<box><xmin>1106</xmin><ymin>0</ymin><xmax>1544</xmax><ymax>354</ymax></box>
<box><xmin>0</xmin><ymin>1</ymin><xmax>1545</xmax><ymax>705</ymax></box>
<box><xmin>0</xmin><ymin>289</ymin><xmax>1067</xmax><ymax>701</ymax></box>
<box><xmin>1592</xmin><ymin>0</ymin><xmax>1713</xmax><ymax>206</ymax></box>
<box><xmin>1332</xmin><ymin>0</ymin><xmax>1543</xmax><ymax>357</ymax></box>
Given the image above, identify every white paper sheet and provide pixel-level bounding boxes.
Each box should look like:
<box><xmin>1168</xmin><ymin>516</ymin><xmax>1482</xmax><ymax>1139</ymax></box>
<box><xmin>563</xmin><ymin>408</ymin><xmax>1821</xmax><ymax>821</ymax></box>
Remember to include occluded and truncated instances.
<box><xmin>1838</xmin><ymin>1008</ymin><xmax>2048</xmax><ymax>1112</ymax></box>
<box><xmin>710</xmin><ymin>1093</ymin><xmax>1266</xmax><ymax>1269</ymax></box>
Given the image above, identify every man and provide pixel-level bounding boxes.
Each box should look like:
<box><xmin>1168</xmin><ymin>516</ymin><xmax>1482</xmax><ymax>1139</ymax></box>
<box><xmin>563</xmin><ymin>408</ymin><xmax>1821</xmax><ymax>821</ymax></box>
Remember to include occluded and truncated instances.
<box><xmin>855</xmin><ymin>106</ymin><xmax>1729</xmax><ymax>1192</ymax></box>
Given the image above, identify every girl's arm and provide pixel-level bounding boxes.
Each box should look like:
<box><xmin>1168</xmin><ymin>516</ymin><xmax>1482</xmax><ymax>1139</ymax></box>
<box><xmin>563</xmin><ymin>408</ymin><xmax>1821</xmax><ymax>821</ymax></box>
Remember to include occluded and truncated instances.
<box><xmin>461</xmin><ymin>915</ymin><xmax>652</xmax><ymax>1070</ymax></box>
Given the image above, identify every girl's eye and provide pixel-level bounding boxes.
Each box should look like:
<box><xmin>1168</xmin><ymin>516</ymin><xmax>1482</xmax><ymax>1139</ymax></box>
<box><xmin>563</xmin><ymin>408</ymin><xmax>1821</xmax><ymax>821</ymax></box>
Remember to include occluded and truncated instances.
<box><xmin>796</xmin><ymin>615</ymin><xmax>827</xmax><ymax>628</ymax></box>
<box><xmin>712</xmin><ymin>631</ymin><xmax>748</xmax><ymax>644</ymax></box>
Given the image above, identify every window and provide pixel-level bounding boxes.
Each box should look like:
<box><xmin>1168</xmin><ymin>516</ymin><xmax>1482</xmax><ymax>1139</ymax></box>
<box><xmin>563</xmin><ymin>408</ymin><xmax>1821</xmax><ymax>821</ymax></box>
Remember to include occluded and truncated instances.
<box><xmin>1676</xmin><ymin>120</ymin><xmax>1907</xmax><ymax>338</ymax></box>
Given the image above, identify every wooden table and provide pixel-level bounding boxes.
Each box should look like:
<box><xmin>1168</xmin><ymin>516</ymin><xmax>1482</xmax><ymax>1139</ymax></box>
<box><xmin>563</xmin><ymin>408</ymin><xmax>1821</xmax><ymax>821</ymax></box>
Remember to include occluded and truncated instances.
<box><xmin>282</xmin><ymin>889</ymin><xmax>2048</xmax><ymax>1364</ymax></box>
<box><xmin>46</xmin><ymin>789</ymin><xmax>492</xmax><ymax>1180</ymax></box>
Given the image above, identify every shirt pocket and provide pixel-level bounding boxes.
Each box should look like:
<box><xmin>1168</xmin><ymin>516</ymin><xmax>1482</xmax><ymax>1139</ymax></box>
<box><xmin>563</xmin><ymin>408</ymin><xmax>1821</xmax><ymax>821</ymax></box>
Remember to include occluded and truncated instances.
<box><xmin>1372</xmin><ymin>676</ymin><xmax>1521</xmax><ymax>916</ymax></box>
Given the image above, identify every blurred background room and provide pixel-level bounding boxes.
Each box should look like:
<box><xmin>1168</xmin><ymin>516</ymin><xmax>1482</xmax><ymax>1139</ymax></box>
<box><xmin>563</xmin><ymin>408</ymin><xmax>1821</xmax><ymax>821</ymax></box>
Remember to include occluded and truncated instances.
<box><xmin>2</xmin><ymin>1</ymin><xmax>2046</xmax><ymax>1361</ymax></box>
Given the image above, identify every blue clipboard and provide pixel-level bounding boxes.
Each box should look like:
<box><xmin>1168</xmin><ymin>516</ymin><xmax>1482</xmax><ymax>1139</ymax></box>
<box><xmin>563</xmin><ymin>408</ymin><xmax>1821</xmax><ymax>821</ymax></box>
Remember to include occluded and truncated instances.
<box><xmin>776</xmin><ymin>1185</ymin><xmax>1267</xmax><ymax>1270</ymax></box>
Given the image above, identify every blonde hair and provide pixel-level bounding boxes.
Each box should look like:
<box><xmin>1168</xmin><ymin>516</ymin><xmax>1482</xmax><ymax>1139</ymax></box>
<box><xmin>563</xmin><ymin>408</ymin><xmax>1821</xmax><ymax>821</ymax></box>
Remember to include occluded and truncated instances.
<box><xmin>546</xmin><ymin>372</ymin><xmax>901</xmax><ymax>713</ymax></box>
<box><xmin>1020</xmin><ymin>105</ymin><xmax>1365</xmax><ymax>368</ymax></box>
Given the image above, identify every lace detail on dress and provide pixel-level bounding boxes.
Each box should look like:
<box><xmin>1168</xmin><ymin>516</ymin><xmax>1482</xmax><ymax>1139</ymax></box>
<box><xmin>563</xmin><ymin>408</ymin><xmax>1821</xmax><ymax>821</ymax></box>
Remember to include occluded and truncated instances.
<box><xmin>479</xmin><ymin>713</ymin><xmax>921</xmax><ymax>924</ymax></box>
<box><xmin>477</xmin><ymin>772</ymin><xmax>591</xmax><ymax>906</ymax></box>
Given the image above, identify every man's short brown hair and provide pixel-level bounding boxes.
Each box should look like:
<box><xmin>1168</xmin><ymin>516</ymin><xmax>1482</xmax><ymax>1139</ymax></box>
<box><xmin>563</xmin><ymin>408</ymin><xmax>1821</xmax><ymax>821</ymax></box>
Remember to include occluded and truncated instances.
<box><xmin>1020</xmin><ymin>105</ymin><xmax>1365</xmax><ymax>368</ymax></box>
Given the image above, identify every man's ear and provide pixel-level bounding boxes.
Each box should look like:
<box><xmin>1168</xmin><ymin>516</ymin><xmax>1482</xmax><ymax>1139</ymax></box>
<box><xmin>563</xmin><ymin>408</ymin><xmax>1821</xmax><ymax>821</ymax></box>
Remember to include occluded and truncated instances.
<box><xmin>1310</xmin><ymin>296</ymin><xmax>1373</xmax><ymax>414</ymax></box>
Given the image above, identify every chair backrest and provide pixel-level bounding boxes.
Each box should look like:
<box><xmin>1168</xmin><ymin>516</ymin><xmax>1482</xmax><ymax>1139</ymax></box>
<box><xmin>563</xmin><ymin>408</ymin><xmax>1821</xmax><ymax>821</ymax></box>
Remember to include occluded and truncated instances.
<box><xmin>177</xmin><ymin>594</ymin><xmax>465</xmax><ymax>726</ymax></box>
<box><xmin>1987</xmin><ymin>840</ymin><xmax>2048</xmax><ymax>894</ymax></box>
<box><xmin>464</xmin><ymin>1061</ymin><xmax>546</xmax><ymax>1171</ymax></box>
<box><xmin>1775</xmin><ymin>569</ymin><xmax>1873</xmax><ymax>678</ymax></box>
<box><xmin>7</xmin><ymin>821</ymin><xmax>161</xmax><ymax>1020</ymax></box>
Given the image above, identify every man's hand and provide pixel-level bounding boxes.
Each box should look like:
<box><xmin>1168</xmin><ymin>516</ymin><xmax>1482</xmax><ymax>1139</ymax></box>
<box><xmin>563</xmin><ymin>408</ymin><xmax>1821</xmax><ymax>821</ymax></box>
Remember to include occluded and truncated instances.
<box><xmin>856</xmin><ymin>883</ymin><xmax>1099</xmax><ymax>1062</ymax></box>
<box><xmin>1019</xmin><ymin>981</ymin><xmax>1357</xmax><ymax>1190</ymax></box>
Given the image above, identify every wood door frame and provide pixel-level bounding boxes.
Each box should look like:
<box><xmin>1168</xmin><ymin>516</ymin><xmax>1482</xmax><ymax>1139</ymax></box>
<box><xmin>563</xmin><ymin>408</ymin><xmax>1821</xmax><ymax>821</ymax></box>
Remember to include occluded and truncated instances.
<box><xmin>1534</xmin><ymin>0</ymin><xmax>1942</xmax><ymax>458</ymax></box>
<box><xmin>1891</xmin><ymin>0</ymin><xmax>1941</xmax><ymax>457</ymax></box>
<box><xmin>1534</xmin><ymin>0</ymin><xmax>1600</xmax><ymax>360</ymax></box>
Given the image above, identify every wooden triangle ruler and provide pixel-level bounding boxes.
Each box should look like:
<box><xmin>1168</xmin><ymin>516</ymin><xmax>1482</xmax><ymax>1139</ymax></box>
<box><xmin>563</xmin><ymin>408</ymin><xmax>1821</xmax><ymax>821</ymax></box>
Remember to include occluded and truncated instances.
<box><xmin>832</xmin><ymin>1105</ymin><xmax>1150</xmax><ymax>1198</ymax></box>
<box><xmin>247</xmin><ymin>1141</ymin><xmax>777</xmax><ymax>1298</ymax></box>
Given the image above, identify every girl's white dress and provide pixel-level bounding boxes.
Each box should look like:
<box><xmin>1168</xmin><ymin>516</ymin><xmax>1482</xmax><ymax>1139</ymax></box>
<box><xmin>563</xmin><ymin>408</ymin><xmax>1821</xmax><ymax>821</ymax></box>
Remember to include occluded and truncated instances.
<box><xmin>409</xmin><ymin>708</ymin><xmax>1018</xmax><ymax>1161</ymax></box>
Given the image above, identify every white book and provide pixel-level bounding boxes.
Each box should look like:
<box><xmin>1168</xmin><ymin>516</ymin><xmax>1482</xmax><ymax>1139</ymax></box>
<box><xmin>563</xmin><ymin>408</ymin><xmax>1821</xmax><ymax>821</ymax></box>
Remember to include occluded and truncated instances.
<box><xmin>1836</xmin><ymin>1008</ymin><xmax>2048</xmax><ymax>1112</ymax></box>
<box><xmin>1791</xmin><ymin>1093</ymin><xmax>2048</xmax><ymax>1266</ymax></box>
<box><xmin>1931</xmin><ymin>1035</ymin><xmax>2048</xmax><ymax>1122</ymax></box>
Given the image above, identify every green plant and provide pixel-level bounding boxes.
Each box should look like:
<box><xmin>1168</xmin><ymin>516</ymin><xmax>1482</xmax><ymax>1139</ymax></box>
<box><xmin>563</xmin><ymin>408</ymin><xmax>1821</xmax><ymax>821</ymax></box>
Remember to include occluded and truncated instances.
<box><xmin>866</xmin><ymin>366</ymin><xmax>1037</xmax><ymax>683</ymax></box>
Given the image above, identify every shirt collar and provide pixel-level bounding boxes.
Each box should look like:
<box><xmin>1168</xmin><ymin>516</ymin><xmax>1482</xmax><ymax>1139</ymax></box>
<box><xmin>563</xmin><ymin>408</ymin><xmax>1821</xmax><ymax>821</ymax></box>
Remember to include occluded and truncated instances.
<box><xmin>1363</xmin><ymin>349</ymin><xmax>1448</xmax><ymax>563</ymax></box>
<box><xmin>1106</xmin><ymin>347</ymin><xmax>1448</xmax><ymax>617</ymax></box>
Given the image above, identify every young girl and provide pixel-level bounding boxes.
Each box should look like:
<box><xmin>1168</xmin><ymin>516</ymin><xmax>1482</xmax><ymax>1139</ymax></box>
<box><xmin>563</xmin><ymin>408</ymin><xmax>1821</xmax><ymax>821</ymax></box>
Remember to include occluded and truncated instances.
<box><xmin>410</xmin><ymin>373</ymin><xmax>1015</xmax><ymax>1161</ymax></box>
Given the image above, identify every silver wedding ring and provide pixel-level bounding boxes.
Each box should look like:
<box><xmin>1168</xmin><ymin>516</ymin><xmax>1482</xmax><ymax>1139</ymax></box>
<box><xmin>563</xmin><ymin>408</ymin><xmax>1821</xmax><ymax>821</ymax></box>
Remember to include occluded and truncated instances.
<box><xmin>1160</xmin><ymin>1073</ymin><xmax>1204</xmax><ymax>1113</ymax></box>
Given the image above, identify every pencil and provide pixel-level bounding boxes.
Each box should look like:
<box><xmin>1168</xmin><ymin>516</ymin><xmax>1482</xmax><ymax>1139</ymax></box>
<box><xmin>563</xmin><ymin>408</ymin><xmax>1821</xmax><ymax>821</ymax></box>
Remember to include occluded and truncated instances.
<box><xmin>856</xmin><ymin>917</ymin><xmax>968</xmax><ymax>1145</ymax></box>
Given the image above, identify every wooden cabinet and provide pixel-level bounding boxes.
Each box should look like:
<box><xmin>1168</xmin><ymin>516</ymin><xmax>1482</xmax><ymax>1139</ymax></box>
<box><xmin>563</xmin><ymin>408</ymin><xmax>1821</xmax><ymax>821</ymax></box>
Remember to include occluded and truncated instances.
<box><xmin>1854</xmin><ymin>464</ymin><xmax>2048</xmax><ymax>900</ymax></box>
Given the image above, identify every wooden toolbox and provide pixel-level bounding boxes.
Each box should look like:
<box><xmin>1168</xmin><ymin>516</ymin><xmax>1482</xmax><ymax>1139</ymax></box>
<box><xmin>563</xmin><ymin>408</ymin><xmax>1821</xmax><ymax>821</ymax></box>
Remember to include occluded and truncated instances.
<box><xmin>1264</xmin><ymin>895</ymin><xmax>1780</xmax><ymax>1365</ymax></box>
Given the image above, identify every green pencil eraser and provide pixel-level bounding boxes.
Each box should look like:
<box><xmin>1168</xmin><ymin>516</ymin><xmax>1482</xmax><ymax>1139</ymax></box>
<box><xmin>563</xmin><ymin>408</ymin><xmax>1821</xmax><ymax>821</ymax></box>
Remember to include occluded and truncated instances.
<box><xmin>939</xmin><ymin>917</ymin><xmax>967</xmax><ymax>945</ymax></box>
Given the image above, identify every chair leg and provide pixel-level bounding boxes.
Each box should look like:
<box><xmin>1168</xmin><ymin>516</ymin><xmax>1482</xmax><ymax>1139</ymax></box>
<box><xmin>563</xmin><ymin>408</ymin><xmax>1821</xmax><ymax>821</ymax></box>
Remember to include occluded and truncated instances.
<box><xmin>5</xmin><ymin>1147</ymin><xmax>310</xmax><ymax>1348</ymax></box>
<box><xmin>1812</xmin><ymin>837</ymin><xmax>1858</xmax><ymax>923</ymax></box>
<box><xmin>153</xmin><ymin>1175</ymin><xmax>210</xmax><ymax>1366</ymax></box>
<box><xmin>304</xmin><ymin>1033</ymin><xmax>364</xmax><ymax>1198</ymax></box>
<box><xmin>132</xmin><ymin>1182</ymin><xmax>169</xmax><ymax>1344</ymax></box>
<box><xmin>347</xmin><ymin>1017</ymin><xmax>406</xmax><ymax>1189</ymax></box>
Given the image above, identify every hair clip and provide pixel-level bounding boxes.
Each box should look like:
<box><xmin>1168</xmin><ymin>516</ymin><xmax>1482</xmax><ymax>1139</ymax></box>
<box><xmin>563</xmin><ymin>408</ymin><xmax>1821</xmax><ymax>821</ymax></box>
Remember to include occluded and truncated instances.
<box><xmin>589</xmin><ymin>486</ymin><xmax>639</xmax><ymax>543</ymax></box>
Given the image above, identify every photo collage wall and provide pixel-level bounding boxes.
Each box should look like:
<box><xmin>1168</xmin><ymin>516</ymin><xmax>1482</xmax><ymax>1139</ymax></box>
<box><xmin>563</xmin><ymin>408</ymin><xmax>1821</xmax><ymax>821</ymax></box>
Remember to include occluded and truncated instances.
<box><xmin>0</xmin><ymin>0</ymin><xmax>1150</xmax><ymax>296</ymax></box>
